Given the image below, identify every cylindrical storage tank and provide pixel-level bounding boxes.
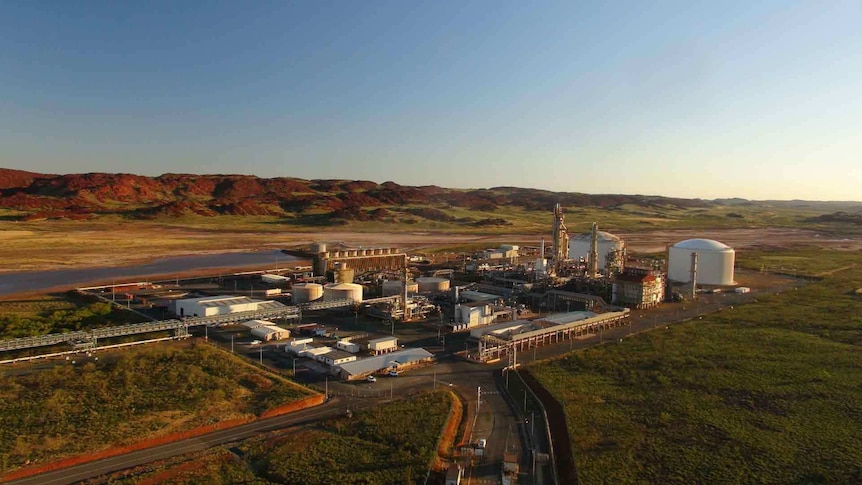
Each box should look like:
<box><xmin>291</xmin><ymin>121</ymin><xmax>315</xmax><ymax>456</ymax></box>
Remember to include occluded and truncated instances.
<box><xmin>668</xmin><ymin>239</ymin><xmax>735</xmax><ymax>285</ymax></box>
<box><xmin>568</xmin><ymin>231</ymin><xmax>624</xmax><ymax>269</ymax></box>
<box><xmin>310</xmin><ymin>242</ymin><xmax>327</xmax><ymax>254</ymax></box>
<box><xmin>346</xmin><ymin>250</ymin><xmax>356</xmax><ymax>257</ymax></box>
<box><xmin>331</xmin><ymin>250</ymin><xmax>341</xmax><ymax>258</ymax></box>
<box><xmin>324</xmin><ymin>283</ymin><xmax>363</xmax><ymax>302</ymax></box>
<box><xmin>381</xmin><ymin>248</ymin><xmax>390</xmax><ymax>255</ymax></box>
<box><xmin>373</xmin><ymin>248</ymin><xmax>382</xmax><ymax>255</ymax></box>
<box><xmin>292</xmin><ymin>283</ymin><xmax>323</xmax><ymax>303</ymax></box>
<box><xmin>417</xmin><ymin>277</ymin><xmax>450</xmax><ymax>293</ymax></box>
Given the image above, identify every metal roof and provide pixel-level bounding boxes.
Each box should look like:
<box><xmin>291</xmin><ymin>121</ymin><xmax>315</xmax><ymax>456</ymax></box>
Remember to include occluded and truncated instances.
<box><xmin>336</xmin><ymin>348</ymin><xmax>433</xmax><ymax>376</ymax></box>
<box><xmin>540</xmin><ymin>311</ymin><xmax>598</xmax><ymax>325</ymax></box>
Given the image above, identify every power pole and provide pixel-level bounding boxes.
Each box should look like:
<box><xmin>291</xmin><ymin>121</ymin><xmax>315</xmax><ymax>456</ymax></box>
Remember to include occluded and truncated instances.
<box><xmin>231</xmin><ymin>334</ymin><xmax>234</xmax><ymax>353</ymax></box>
<box><xmin>477</xmin><ymin>386</ymin><xmax>481</xmax><ymax>412</ymax></box>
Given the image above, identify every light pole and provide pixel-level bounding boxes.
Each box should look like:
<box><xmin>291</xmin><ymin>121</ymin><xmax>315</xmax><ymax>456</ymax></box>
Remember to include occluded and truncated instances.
<box><xmin>293</xmin><ymin>357</ymin><xmax>296</xmax><ymax>376</ymax></box>
<box><xmin>523</xmin><ymin>389</ymin><xmax>527</xmax><ymax>411</ymax></box>
<box><xmin>205</xmin><ymin>325</ymin><xmax>208</xmax><ymax>341</ymax></box>
<box><xmin>231</xmin><ymin>335</ymin><xmax>234</xmax><ymax>353</ymax></box>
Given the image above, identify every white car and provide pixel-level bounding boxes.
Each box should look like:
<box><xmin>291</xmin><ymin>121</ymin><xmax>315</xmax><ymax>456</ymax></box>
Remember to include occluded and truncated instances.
<box><xmin>388</xmin><ymin>370</ymin><xmax>399</xmax><ymax>377</ymax></box>
<box><xmin>366</xmin><ymin>375</ymin><xmax>377</xmax><ymax>383</ymax></box>
<box><xmin>477</xmin><ymin>438</ymin><xmax>487</xmax><ymax>449</ymax></box>
<box><xmin>250</xmin><ymin>340</ymin><xmax>262</xmax><ymax>345</ymax></box>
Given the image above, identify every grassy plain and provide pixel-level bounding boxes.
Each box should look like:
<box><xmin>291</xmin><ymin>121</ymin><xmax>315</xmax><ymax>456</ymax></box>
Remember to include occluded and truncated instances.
<box><xmin>88</xmin><ymin>390</ymin><xmax>457</xmax><ymax>485</ymax></box>
<box><xmin>0</xmin><ymin>342</ymin><xmax>314</xmax><ymax>474</ymax></box>
<box><xmin>530</xmin><ymin>249</ymin><xmax>862</xmax><ymax>484</ymax></box>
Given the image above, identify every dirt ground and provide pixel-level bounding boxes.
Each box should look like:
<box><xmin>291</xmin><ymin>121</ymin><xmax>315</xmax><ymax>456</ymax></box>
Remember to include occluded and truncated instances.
<box><xmin>1</xmin><ymin>225</ymin><xmax>860</xmax><ymax>275</ymax></box>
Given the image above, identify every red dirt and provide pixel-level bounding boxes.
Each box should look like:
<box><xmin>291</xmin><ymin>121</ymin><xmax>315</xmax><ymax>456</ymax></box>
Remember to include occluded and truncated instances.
<box><xmin>434</xmin><ymin>391</ymin><xmax>464</xmax><ymax>470</ymax></box>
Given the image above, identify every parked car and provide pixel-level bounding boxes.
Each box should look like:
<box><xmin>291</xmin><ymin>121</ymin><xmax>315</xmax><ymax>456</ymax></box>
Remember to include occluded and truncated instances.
<box><xmin>366</xmin><ymin>375</ymin><xmax>377</xmax><ymax>383</ymax></box>
<box><xmin>388</xmin><ymin>370</ymin><xmax>399</xmax><ymax>377</ymax></box>
<box><xmin>250</xmin><ymin>340</ymin><xmax>262</xmax><ymax>345</ymax></box>
<box><xmin>477</xmin><ymin>438</ymin><xmax>487</xmax><ymax>449</ymax></box>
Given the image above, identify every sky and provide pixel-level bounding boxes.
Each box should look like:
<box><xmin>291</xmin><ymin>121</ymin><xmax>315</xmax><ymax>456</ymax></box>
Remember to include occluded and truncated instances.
<box><xmin>1</xmin><ymin>1</ymin><xmax>860</xmax><ymax>201</ymax></box>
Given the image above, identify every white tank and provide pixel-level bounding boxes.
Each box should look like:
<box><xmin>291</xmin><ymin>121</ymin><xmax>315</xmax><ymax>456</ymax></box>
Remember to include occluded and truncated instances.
<box><xmin>417</xmin><ymin>277</ymin><xmax>450</xmax><ymax>293</ymax></box>
<box><xmin>668</xmin><ymin>239</ymin><xmax>735</xmax><ymax>286</ymax></box>
<box><xmin>382</xmin><ymin>280</ymin><xmax>419</xmax><ymax>296</ymax></box>
<box><xmin>292</xmin><ymin>283</ymin><xmax>323</xmax><ymax>303</ymax></box>
<box><xmin>324</xmin><ymin>283</ymin><xmax>363</xmax><ymax>302</ymax></box>
<box><xmin>568</xmin><ymin>231</ymin><xmax>624</xmax><ymax>269</ymax></box>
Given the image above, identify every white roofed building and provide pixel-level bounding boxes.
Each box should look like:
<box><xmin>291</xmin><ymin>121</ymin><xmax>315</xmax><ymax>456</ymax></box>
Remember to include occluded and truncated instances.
<box><xmin>175</xmin><ymin>295</ymin><xmax>285</xmax><ymax>318</ymax></box>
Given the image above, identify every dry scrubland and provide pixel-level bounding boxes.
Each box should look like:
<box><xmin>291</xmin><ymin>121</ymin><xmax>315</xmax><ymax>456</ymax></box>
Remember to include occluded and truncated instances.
<box><xmin>0</xmin><ymin>197</ymin><xmax>858</xmax><ymax>273</ymax></box>
<box><xmin>84</xmin><ymin>390</ymin><xmax>458</xmax><ymax>485</ymax></box>
<box><xmin>0</xmin><ymin>343</ymin><xmax>314</xmax><ymax>475</ymax></box>
<box><xmin>0</xmin><ymin>293</ymin><xmax>147</xmax><ymax>340</ymax></box>
<box><xmin>530</xmin><ymin>249</ymin><xmax>862</xmax><ymax>484</ymax></box>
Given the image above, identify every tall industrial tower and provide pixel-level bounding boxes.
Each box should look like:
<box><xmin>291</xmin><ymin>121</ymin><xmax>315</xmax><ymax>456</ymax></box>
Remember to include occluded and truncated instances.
<box><xmin>588</xmin><ymin>221</ymin><xmax>599</xmax><ymax>277</ymax></box>
<box><xmin>551</xmin><ymin>203</ymin><xmax>569</xmax><ymax>270</ymax></box>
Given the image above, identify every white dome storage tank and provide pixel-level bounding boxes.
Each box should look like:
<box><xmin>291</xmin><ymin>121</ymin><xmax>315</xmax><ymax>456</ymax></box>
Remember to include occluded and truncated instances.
<box><xmin>417</xmin><ymin>277</ymin><xmax>450</xmax><ymax>293</ymax></box>
<box><xmin>668</xmin><ymin>239</ymin><xmax>735</xmax><ymax>286</ymax></box>
<box><xmin>568</xmin><ymin>231</ymin><xmax>624</xmax><ymax>269</ymax></box>
<box><xmin>324</xmin><ymin>283</ymin><xmax>364</xmax><ymax>302</ymax></box>
<box><xmin>292</xmin><ymin>283</ymin><xmax>323</xmax><ymax>303</ymax></box>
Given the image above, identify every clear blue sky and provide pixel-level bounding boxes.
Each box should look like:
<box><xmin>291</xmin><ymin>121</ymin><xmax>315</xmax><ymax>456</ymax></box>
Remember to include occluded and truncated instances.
<box><xmin>1</xmin><ymin>1</ymin><xmax>860</xmax><ymax>200</ymax></box>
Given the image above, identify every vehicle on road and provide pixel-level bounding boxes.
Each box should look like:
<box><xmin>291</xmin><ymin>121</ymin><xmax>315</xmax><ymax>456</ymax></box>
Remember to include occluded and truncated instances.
<box><xmin>388</xmin><ymin>370</ymin><xmax>399</xmax><ymax>377</ymax></box>
<box><xmin>366</xmin><ymin>375</ymin><xmax>377</xmax><ymax>382</ymax></box>
<box><xmin>477</xmin><ymin>438</ymin><xmax>487</xmax><ymax>449</ymax></box>
<box><xmin>250</xmin><ymin>340</ymin><xmax>262</xmax><ymax>345</ymax></box>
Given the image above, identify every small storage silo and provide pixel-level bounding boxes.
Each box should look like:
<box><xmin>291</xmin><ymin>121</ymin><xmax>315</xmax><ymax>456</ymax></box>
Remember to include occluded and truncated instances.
<box><xmin>292</xmin><ymin>283</ymin><xmax>323</xmax><ymax>303</ymax></box>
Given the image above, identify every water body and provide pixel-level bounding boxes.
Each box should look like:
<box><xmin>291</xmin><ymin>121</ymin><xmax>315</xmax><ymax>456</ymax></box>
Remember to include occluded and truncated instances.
<box><xmin>0</xmin><ymin>250</ymin><xmax>298</xmax><ymax>296</ymax></box>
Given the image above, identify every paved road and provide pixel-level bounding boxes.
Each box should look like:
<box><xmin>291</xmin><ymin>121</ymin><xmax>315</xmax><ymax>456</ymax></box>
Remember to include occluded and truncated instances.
<box><xmin>3</xmin><ymin>398</ymin><xmax>353</xmax><ymax>485</ymax></box>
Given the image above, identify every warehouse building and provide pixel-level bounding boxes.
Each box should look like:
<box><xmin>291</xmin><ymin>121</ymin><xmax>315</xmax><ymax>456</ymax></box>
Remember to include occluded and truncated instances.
<box><xmin>250</xmin><ymin>325</ymin><xmax>290</xmax><ymax>342</ymax></box>
<box><xmin>335</xmin><ymin>348</ymin><xmax>434</xmax><ymax>380</ymax></box>
<box><xmin>175</xmin><ymin>295</ymin><xmax>285</xmax><ymax>318</ymax></box>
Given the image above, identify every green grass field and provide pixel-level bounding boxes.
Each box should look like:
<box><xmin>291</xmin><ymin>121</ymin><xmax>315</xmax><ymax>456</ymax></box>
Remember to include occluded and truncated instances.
<box><xmin>0</xmin><ymin>343</ymin><xmax>314</xmax><ymax>474</ymax></box>
<box><xmin>89</xmin><ymin>390</ymin><xmax>456</xmax><ymax>485</ymax></box>
<box><xmin>530</xmin><ymin>250</ymin><xmax>862</xmax><ymax>484</ymax></box>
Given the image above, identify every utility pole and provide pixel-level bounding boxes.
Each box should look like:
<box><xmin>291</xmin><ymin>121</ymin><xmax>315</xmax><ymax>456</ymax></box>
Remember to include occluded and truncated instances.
<box><xmin>205</xmin><ymin>325</ymin><xmax>208</xmax><ymax>341</ymax></box>
<box><xmin>231</xmin><ymin>334</ymin><xmax>234</xmax><ymax>353</ymax></box>
<box><xmin>477</xmin><ymin>386</ymin><xmax>481</xmax><ymax>412</ymax></box>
